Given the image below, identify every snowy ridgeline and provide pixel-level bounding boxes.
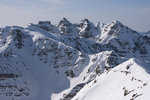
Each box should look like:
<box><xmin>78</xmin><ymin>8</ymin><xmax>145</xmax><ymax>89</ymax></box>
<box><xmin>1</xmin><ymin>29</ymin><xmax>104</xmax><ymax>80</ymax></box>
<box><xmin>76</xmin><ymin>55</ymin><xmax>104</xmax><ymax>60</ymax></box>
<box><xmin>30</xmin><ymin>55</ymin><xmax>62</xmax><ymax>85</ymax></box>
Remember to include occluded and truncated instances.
<box><xmin>0</xmin><ymin>18</ymin><xmax>150</xmax><ymax>100</ymax></box>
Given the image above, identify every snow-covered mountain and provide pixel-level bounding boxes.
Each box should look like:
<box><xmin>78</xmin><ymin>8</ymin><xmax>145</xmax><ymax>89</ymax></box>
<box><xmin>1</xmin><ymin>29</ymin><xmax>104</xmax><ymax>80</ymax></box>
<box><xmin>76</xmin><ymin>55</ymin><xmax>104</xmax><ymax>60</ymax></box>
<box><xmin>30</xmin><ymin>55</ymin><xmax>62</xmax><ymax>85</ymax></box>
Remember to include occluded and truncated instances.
<box><xmin>0</xmin><ymin>19</ymin><xmax>150</xmax><ymax>100</ymax></box>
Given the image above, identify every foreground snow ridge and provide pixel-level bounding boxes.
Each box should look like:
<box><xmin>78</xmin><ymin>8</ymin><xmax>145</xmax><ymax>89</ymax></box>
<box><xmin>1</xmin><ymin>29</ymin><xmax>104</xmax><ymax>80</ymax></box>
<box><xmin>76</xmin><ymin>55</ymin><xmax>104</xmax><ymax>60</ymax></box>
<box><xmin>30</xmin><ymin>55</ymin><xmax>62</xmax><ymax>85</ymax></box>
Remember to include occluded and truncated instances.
<box><xmin>75</xmin><ymin>59</ymin><xmax>150</xmax><ymax>100</ymax></box>
<box><xmin>0</xmin><ymin>19</ymin><xmax>150</xmax><ymax>100</ymax></box>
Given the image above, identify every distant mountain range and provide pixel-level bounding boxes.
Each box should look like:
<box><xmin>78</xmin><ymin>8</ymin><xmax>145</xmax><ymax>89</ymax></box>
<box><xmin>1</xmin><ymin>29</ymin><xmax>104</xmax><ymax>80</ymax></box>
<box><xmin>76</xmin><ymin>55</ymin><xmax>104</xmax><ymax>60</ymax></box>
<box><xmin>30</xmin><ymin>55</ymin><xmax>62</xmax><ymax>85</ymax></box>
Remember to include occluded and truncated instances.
<box><xmin>0</xmin><ymin>18</ymin><xmax>150</xmax><ymax>100</ymax></box>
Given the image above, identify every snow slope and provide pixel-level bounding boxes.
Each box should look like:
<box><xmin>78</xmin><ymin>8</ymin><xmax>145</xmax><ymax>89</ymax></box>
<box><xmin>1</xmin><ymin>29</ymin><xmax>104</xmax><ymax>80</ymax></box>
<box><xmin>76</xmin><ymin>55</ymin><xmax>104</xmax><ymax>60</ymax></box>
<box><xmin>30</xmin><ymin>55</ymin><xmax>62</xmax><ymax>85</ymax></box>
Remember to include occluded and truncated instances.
<box><xmin>74</xmin><ymin>59</ymin><xmax>150</xmax><ymax>100</ymax></box>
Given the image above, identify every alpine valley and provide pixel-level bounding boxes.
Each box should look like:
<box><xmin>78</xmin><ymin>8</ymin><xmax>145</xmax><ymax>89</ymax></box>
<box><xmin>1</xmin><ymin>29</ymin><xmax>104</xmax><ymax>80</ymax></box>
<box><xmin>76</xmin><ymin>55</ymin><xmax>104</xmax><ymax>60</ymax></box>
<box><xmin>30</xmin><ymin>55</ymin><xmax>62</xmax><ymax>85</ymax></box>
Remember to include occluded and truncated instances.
<box><xmin>0</xmin><ymin>18</ymin><xmax>150</xmax><ymax>100</ymax></box>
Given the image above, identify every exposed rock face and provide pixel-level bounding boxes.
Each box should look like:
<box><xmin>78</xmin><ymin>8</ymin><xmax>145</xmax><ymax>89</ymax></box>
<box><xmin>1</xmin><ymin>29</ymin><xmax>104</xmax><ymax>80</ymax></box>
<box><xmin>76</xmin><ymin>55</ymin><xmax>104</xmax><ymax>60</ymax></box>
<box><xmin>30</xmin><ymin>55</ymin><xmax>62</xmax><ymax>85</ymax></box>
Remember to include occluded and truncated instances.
<box><xmin>0</xmin><ymin>19</ymin><xmax>150</xmax><ymax>100</ymax></box>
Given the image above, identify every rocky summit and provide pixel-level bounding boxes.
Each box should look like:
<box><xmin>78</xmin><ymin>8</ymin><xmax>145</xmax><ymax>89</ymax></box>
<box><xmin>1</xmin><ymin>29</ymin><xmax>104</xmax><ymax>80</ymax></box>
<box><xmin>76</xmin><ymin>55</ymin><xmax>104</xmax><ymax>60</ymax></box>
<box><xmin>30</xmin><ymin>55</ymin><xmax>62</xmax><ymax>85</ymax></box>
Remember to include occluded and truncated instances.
<box><xmin>0</xmin><ymin>18</ymin><xmax>150</xmax><ymax>100</ymax></box>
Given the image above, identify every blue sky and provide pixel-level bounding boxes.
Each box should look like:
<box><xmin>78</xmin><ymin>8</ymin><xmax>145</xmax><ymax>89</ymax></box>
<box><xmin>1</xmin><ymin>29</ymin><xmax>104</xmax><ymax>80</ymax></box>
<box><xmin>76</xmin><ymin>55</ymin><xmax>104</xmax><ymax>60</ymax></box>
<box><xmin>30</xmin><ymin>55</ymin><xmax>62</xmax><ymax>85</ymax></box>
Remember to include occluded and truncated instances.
<box><xmin>0</xmin><ymin>0</ymin><xmax>150</xmax><ymax>32</ymax></box>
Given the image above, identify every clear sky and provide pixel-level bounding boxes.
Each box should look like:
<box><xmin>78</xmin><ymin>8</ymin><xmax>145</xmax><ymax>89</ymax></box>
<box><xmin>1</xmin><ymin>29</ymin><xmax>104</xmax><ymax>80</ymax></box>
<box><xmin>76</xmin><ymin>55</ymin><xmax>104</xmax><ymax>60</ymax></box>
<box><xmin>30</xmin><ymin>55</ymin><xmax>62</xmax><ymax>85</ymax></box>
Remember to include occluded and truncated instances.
<box><xmin>0</xmin><ymin>0</ymin><xmax>150</xmax><ymax>32</ymax></box>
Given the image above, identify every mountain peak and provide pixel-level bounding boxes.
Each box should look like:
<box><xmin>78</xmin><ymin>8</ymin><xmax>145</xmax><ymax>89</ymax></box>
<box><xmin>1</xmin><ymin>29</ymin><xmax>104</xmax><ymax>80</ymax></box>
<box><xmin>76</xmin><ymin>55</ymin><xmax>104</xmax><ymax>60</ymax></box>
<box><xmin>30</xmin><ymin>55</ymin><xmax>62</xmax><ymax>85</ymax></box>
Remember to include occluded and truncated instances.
<box><xmin>79</xmin><ymin>19</ymin><xmax>101</xmax><ymax>39</ymax></box>
<box><xmin>110</xmin><ymin>20</ymin><xmax>124</xmax><ymax>28</ymax></box>
<box><xmin>62</xmin><ymin>17</ymin><xmax>68</xmax><ymax>21</ymax></box>
<box><xmin>81</xmin><ymin>19</ymin><xmax>90</xmax><ymax>24</ymax></box>
<box><xmin>112</xmin><ymin>20</ymin><xmax>122</xmax><ymax>25</ymax></box>
<box><xmin>80</xmin><ymin>18</ymin><xmax>95</xmax><ymax>28</ymax></box>
<box><xmin>57</xmin><ymin>18</ymin><xmax>72</xmax><ymax>28</ymax></box>
<box><xmin>57</xmin><ymin>18</ymin><xmax>79</xmax><ymax>35</ymax></box>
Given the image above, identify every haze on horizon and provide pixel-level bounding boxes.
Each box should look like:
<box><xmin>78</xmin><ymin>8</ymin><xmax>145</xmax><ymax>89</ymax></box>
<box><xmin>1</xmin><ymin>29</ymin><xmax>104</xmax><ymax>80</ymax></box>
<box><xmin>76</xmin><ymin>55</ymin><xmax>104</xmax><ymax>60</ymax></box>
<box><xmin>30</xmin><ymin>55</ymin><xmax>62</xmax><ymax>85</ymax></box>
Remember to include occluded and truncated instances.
<box><xmin>0</xmin><ymin>0</ymin><xmax>150</xmax><ymax>32</ymax></box>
